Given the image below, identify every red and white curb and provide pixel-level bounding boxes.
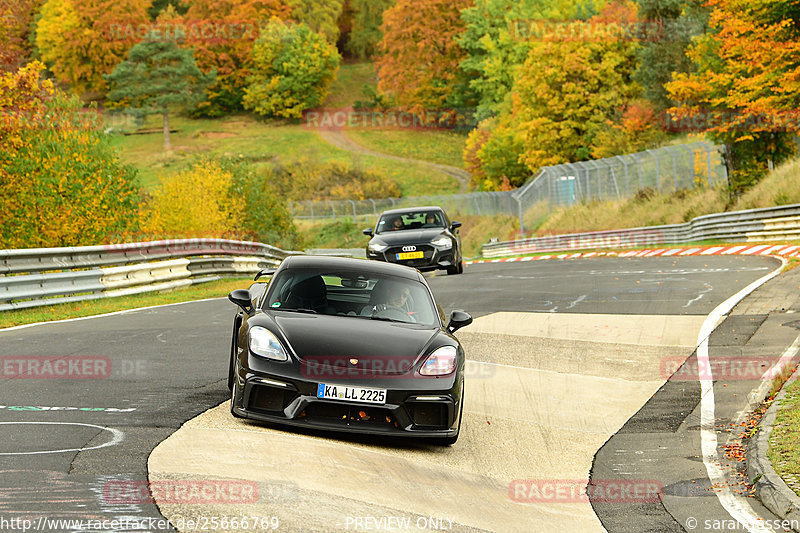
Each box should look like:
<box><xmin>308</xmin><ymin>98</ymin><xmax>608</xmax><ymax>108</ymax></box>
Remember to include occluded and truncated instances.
<box><xmin>466</xmin><ymin>244</ymin><xmax>800</xmax><ymax>266</ymax></box>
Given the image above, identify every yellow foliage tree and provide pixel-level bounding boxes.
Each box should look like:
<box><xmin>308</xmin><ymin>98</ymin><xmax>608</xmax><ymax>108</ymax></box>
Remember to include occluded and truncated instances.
<box><xmin>141</xmin><ymin>161</ymin><xmax>243</xmax><ymax>239</ymax></box>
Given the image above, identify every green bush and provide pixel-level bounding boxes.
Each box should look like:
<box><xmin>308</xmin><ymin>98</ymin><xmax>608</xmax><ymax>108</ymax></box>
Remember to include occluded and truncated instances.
<box><xmin>263</xmin><ymin>159</ymin><xmax>401</xmax><ymax>201</ymax></box>
<box><xmin>221</xmin><ymin>158</ymin><xmax>303</xmax><ymax>250</ymax></box>
<box><xmin>0</xmin><ymin>65</ymin><xmax>140</xmax><ymax>248</ymax></box>
<box><xmin>243</xmin><ymin>19</ymin><xmax>340</xmax><ymax>119</ymax></box>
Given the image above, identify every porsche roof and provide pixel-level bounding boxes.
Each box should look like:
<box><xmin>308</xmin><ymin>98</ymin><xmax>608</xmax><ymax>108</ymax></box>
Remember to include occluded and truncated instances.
<box><xmin>279</xmin><ymin>255</ymin><xmax>425</xmax><ymax>281</ymax></box>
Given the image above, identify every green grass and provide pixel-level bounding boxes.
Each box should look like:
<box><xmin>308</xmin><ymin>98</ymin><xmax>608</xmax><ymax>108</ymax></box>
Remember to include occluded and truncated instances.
<box><xmin>323</xmin><ymin>62</ymin><xmax>378</xmax><ymax>108</ymax></box>
<box><xmin>347</xmin><ymin>129</ymin><xmax>468</xmax><ymax>169</ymax></box>
<box><xmin>108</xmin><ymin>114</ymin><xmax>458</xmax><ymax>196</ymax></box>
<box><xmin>768</xmin><ymin>376</ymin><xmax>800</xmax><ymax>497</ymax></box>
<box><xmin>0</xmin><ymin>278</ymin><xmax>253</xmax><ymax>329</ymax></box>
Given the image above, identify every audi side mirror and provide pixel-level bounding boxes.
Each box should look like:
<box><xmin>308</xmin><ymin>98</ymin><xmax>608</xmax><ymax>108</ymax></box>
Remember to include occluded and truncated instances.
<box><xmin>363</xmin><ymin>228</ymin><xmax>374</xmax><ymax>237</ymax></box>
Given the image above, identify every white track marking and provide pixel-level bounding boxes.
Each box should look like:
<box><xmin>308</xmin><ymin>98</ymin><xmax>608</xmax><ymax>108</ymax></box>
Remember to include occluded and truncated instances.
<box><xmin>684</xmin><ymin>283</ymin><xmax>713</xmax><ymax>308</ymax></box>
<box><xmin>697</xmin><ymin>257</ymin><xmax>786</xmax><ymax>532</ymax></box>
<box><xmin>0</xmin><ymin>422</ymin><xmax>124</xmax><ymax>455</ymax></box>
<box><xmin>741</xmin><ymin>245</ymin><xmax>771</xmax><ymax>255</ymax></box>
<box><xmin>0</xmin><ymin>297</ymin><xmax>225</xmax><ymax>333</ymax></box>
<box><xmin>722</xmin><ymin>246</ymin><xmax>749</xmax><ymax>255</ymax></box>
<box><xmin>700</xmin><ymin>247</ymin><xmax>726</xmax><ymax>255</ymax></box>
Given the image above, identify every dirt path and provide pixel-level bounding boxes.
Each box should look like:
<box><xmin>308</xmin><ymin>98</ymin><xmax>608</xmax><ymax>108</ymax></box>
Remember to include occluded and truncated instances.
<box><xmin>318</xmin><ymin>128</ymin><xmax>471</xmax><ymax>193</ymax></box>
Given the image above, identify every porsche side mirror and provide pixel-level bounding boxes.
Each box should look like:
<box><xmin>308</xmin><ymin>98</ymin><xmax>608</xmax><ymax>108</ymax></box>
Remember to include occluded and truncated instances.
<box><xmin>450</xmin><ymin>221</ymin><xmax>462</xmax><ymax>232</ymax></box>
<box><xmin>228</xmin><ymin>289</ymin><xmax>253</xmax><ymax>314</ymax></box>
<box><xmin>363</xmin><ymin>228</ymin><xmax>374</xmax><ymax>237</ymax></box>
<box><xmin>447</xmin><ymin>310</ymin><xmax>472</xmax><ymax>333</ymax></box>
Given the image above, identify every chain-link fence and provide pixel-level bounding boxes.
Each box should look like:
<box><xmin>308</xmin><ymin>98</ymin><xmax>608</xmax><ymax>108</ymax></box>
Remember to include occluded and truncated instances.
<box><xmin>290</xmin><ymin>141</ymin><xmax>727</xmax><ymax>233</ymax></box>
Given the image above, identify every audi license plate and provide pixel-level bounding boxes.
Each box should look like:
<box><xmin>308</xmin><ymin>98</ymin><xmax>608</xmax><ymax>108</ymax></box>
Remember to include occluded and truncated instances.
<box><xmin>317</xmin><ymin>383</ymin><xmax>387</xmax><ymax>405</ymax></box>
<box><xmin>396</xmin><ymin>251</ymin><xmax>424</xmax><ymax>260</ymax></box>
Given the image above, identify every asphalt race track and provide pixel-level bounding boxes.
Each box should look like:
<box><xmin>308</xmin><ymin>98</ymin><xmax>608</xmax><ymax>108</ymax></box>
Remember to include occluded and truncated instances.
<box><xmin>0</xmin><ymin>254</ymin><xmax>795</xmax><ymax>532</ymax></box>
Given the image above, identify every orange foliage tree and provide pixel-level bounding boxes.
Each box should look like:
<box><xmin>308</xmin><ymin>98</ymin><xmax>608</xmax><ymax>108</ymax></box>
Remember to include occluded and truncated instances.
<box><xmin>666</xmin><ymin>0</ymin><xmax>800</xmax><ymax>193</ymax></box>
<box><xmin>183</xmin><ymin>0</ymin><xmax>291</xmax><ymax>115</ymax></box>
<box><xmin>376</xmin><ymin>0</ymin><xmax>473</xmax><ymax>111</ymax></box>
<box><xmin>35</xmin><ymin>0</ymin><xmax>150</xmax><ymax>98</ymax></box>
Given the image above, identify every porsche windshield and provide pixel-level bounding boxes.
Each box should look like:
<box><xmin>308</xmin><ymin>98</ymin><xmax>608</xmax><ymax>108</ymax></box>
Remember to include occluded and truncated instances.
<box><xmin>265</xmin><ymin>269</ymin><xmax>439</xmax><ymax>326</ymax></box>
<box><xmin>376</xmin><ymin>211</ymin><xmax>445</xmax><ymax>234</ymax></box>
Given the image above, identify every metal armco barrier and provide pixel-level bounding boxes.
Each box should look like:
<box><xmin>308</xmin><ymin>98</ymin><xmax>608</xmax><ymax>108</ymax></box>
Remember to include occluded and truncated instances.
<box><xmin>482</xmin><ymin>203</ymin><xmax>800</xmax><ymax>258</ymax></box>
<box><xmin>0</xmin><ymin>239</ymin><xmax>299</xmax><ymax>312</ymax></box>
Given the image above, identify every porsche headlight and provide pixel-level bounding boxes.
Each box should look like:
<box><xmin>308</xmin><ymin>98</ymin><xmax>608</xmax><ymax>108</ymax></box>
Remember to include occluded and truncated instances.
<box><xmin>420</xmin><ymin>346</ymin><xmax>457</xmax><ymax>376</ymax></box>
<box><xmin>249</xmin><ymin>327</ymin><xmax>288</xmax><ymax>361</ymax></box>
<box><xmin>431</xmin><ymin>237</ymin><xmax>452</xmax><ymax>249</ymax></box>
<box><xmin>369</xmin><ymin>242</ymin><xmax>389</xmax><ymax>253</ymax></box>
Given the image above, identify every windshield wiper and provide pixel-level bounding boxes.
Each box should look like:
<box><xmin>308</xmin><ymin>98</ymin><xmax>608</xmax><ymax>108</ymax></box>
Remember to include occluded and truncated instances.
<box><xmin>367</xmin><ymin>315</ymin><xmax>406</xmax><ymax>323</ymax></box>
<box><xmin>281</xmin><ymin>308</ymin><xmax>318</xmax><ymax>314</ymax></box>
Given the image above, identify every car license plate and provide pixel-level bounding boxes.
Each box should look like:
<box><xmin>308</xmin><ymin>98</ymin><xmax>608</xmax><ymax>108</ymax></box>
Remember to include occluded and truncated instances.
<box><xmin>317</xmin><ymin>383</ymin><xmax>386</xmax><ymax>405</ymax></box>
<box><xmin>396</xmin><ymin>251</ymin><xmax>424</xmax><ymax>260</ymax></box>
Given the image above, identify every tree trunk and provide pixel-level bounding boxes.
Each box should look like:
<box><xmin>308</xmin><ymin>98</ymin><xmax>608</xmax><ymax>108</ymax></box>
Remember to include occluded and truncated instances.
<box><xmin>163</xmin><ymin>111</ymin><xmax>171</xmax><ymax>152</ymax></box>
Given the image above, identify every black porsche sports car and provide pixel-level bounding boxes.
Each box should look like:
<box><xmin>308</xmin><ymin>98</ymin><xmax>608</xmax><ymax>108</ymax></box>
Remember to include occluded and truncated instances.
<box><xmin>363</xmin><ymin>206</ymin><xmax>464</xmax><ymax>274</ymax></box>
<box><xmin>227</xmin><ymin>255</ymin><xmax>473</xmax><ymax>445</ymax></box>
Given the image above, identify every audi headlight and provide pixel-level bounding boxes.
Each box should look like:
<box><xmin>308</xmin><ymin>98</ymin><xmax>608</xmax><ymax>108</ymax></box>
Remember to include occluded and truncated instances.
<box><xmin>369</xmin><ymin>242</ymin><xmax>388</xmax><ymax>253</ymax></box>
<box><xmin>249</xmin><ymin>326</ymin><xmax>288</xmax><ymax>361</ymax></box>
<box><xmin>431</xmin><ymin>237</ymin><xmax>452</xmax><ymax>249</ymax></box>
<box><xmin>420</xmin><ymin>346</ymin><xmax>457</xmax><ymax>376</ymax></box>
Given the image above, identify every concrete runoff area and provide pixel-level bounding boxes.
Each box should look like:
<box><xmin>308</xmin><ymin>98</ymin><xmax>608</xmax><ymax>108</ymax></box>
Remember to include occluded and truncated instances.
<box><xmin>149</xmin><ymin>312</ymin><xmax>708</xmax><ymax>532</ymax></box>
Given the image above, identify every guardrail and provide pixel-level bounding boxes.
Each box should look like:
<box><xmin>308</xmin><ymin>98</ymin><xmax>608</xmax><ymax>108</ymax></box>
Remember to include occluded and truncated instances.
<box><xmin>0</xmin><ymin>239</ymin><xmax>299</xmax><ymax>312</ymax></box>
<box><xmin>482</xmin><ymin>204</ymin><xmax>800</xmax><ymax>258</ymax></box>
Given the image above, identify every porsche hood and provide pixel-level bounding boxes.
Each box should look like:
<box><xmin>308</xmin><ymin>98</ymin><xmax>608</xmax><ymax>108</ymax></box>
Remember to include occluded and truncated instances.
<box><xmin>269</xmin><ymin>313</ymin><xmax>441</xmax><ymax>375</ymax></box>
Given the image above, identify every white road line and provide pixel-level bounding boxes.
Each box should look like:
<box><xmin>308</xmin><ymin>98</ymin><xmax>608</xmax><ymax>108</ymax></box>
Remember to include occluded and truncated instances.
<box><xmin>683</xmin><ymin>283</ymin><xmax>713</xmax><ymax>308</ymax></box>
<box><xmin>700</xmin><ymin>247</ymin><xmax>726</xmax><ymax>255</ymax></box>
<box><xmin>697</xmin><ymin>257</ymin><xmax>786</xmax><ymax>533</ymax></box>
<box><xmin>0</xmin><ymin>297</ymin><xmax>225</xmax><ymax>333</ymax></box>
<box><xmin>0</xmin><ymin>422</ymin><xmax>124</xmax><ymax>455</ymax></box>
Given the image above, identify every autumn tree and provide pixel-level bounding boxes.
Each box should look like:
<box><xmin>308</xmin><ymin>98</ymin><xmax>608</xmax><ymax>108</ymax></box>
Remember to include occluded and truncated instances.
<box><xmin>345</xmin><ymin>0</ymin><xmax>395</xmax><ymax>59</ymax></box>
<box><xmin>513</xmin><ymin>2</ymin><xmax>641</xmax><ymax>169</ymax></box>
<box><xmin>106</xmin><ymin>36</ymin><xmax>215</xmax><ymax>151</ymax></box>
<box><xmin>0</xmin><ymin>0</ymin><xmax>44</xmax><ymax>71</ymax></box>
<box><xmin>34</xmin><ymin>0</ymin><xmax>150</xmax><ymax>98</ymax></box>
<box><xmin>633</xmin><ymin>0</ymin><xmax>708</xmax><ymax>110</ymax></box>
<box><xmin>376</xmin><ymin>0</ymin><xmax>474</xmax><ymax>111</ymax></box>
<box><xmin>243</xmin><ymin>19</ymin><xmax>340</xmax><ymax>119</ymax></box>
<box><xmin>464</xmin><ymin>0</ymin><xmax>643</xmax><ymax>188</ymax></box>
<box><xmin>183</xmin><ymin>0</ymin><xmax>290</xmax><ymax>115</ymax></box>
<box><xmin>0</xmin><ymin>63</ymin><xmax>140</xmax><ymax>248</ymax></box>
<box><xmin>666</xmin><ymin>0</ymin><xmax>800</xmax><ymax>194</ymax></box>
<box><xmin>287</xmin><ymin>0</ymin><xmax>345</xmax><ymax>44</ymax></box>
<box><xmin>458</xmin><ymin>0</ymin><xmax>595</xmax><ymax>120</ymax></box>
